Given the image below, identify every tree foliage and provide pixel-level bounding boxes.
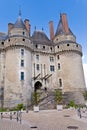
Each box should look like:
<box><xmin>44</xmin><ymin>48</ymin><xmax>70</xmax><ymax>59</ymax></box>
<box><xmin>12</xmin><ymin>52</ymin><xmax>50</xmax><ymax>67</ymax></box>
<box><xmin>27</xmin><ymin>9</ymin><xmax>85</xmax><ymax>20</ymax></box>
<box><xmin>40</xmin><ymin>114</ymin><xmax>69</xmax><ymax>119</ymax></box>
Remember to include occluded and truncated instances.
<box><xmin>32</xmin><ymin>91</ymin><xmax>40</xmax><ymax>106</ymax></box>
<box><xmin>83</xmin><ymin>90</ymin><xmax>87</xmax><ymax>101</ymax></box>
<box><xmin>54</xmin><ymin>89</ymin><xmax>63</xmax><ymax>104</ymax></box>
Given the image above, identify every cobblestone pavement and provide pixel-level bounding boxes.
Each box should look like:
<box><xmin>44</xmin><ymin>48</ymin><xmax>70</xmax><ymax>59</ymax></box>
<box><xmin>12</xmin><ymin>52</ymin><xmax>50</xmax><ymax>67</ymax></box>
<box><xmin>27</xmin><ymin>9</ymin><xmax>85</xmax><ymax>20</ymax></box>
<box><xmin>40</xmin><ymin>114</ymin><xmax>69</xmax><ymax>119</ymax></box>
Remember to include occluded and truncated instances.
<box><xmin>0</xmin><ymin>109</ymin><xmax>87</xmax><ymax>130</ymax></box>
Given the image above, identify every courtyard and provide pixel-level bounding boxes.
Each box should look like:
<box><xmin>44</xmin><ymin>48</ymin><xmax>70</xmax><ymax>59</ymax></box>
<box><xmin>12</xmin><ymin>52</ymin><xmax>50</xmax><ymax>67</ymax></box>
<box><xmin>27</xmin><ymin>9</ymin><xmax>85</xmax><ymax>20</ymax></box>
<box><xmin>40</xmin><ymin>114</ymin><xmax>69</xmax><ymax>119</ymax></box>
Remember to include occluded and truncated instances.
<box><xmin>0</xmin><ymin>109</ymin><xmax>87</xmax><ymax>130</ymax></box>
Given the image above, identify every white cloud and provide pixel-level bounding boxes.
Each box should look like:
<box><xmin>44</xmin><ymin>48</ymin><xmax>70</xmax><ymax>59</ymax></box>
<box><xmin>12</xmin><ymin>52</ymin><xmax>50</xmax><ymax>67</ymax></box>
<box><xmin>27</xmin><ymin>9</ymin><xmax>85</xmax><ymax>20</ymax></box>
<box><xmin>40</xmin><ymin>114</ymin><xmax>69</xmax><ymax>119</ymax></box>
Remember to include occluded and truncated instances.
<box><xmin>83</xmin><ymin>63</ymin><xmax>87</xmax><ymax>88</ymax></box>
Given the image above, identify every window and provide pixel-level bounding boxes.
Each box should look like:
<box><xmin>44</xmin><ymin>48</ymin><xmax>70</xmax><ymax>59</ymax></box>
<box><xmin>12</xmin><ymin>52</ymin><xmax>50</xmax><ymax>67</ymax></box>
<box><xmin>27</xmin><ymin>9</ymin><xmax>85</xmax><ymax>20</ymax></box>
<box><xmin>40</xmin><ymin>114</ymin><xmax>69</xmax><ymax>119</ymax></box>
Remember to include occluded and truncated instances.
<box><xmin>50</xmin><ymin>57</ymin><xmax>54</xmax><ymax>62</ymax></box>
<box><xmin>58</xmin><ymin>63</ymin><xmax>60</xmax><ymax>70</ymax></box>
<box><xmin>21</xmin><ymin>72</ymin><xmax>24</xmax><ymax>80</ymax></box>
<box><xmin>35</xmin><ymin>44</ymin><xmax>38</xmax><ymax>48</ymax></box>
<box><xmin>76</xmin><ymin>44</ymin><xmax>78</xmax><ymax>47</ymax></box>
<box><xmin>21</xmin><ymin>60</ymin><xmax>24</xmax><ymax>67</ymax></box>
<box><xmin>8</xmin><ymin>39</ymin><xmax>10</xmax><ymax>42</ymax></box>
<box><xmin>57</xmin><ymin>55</ymin><xmax>60</xmax><ymax>60</ymax></box>
<box><xmin>50</xmin><ymin>65</ymin><xmax>55</xmax><ymax>72</ymax></box>
<box><xmin>36</xmin><ymin>54</ymin><xmax>39</xmax><ymax>60</ymax></box>
<box><xmin>21</xmin><ymin>49</ymin><xmax>24</xmax><ymax>56</ymax></box>
<box><xmin>43</xmin><ymin>46</ymin><xmax>45</xmax><ymax>49</ymax></box>
<box><xmin>59</xmin><ymin>79</ymin><xmax>62</xmax><ymax>87</ymax></box>
<box><xmin>1</xmin><ymin>42</ymin><xmax>4</xmax><ymax>45</ymax></box>
<box><xmin>50</xmin><ymin>47</ymin><xmax>52</xmax><ymax>51</ymax></box>
<box><xmin>36</xmin><ymin>64</ymin><xmax>39</xmax><ymax>71</ymax></box>
<box><xmin>67</xmin><ymin>44</ymin><xmax>69</xmax><ymax>46</ymax></box>
<box><xmin>23</xmin><ymin>32</ymin><xmax>25</xmax><ymax>35</ymax></box>
<box><xmin>23</xmin><ymin>38</ymin><xmax>25</xmax><ymax>41</ymax></box>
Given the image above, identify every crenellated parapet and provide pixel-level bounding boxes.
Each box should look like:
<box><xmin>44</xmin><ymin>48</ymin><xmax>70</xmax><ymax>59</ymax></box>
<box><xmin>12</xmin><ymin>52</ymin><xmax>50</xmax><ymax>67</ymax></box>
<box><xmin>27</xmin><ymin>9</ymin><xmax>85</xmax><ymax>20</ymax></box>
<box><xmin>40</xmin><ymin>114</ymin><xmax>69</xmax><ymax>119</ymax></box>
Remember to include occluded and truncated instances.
<box><xmin>55</xmin><ymin>42</ymin><xmax>82</xmax><ymax>56</ymax></box>
<box><xmin>54</xmin><ymin>34</ymin><xmax>76</xmax><ymax>43</ymax></box>
<box><xmin>4</xmin><ymin>36</ymin><xmax>33</xmax><ymax>51</ymax></box>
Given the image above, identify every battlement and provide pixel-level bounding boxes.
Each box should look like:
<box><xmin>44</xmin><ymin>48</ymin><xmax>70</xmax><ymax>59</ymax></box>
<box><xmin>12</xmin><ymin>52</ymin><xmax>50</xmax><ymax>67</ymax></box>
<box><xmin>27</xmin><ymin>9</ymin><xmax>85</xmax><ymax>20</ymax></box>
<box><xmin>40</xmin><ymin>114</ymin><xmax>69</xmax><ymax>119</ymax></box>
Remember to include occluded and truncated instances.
<box><xmin>55</xmin><ymin>42</ymin><xmax>82</xmax><ymax>56</ymax></box>
<box><xmin>4</xmin><ymin>36</ymin><xmax>33</xmax><ymax>51</ymax></box>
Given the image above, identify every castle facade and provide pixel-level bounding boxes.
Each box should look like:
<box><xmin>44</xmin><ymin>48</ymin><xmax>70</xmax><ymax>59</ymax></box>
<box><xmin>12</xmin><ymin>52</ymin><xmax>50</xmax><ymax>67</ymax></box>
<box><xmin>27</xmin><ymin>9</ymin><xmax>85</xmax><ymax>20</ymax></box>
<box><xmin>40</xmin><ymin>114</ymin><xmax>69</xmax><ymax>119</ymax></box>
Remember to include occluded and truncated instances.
<box><xmin>0</xmin><ymin>13</ymin><xmax>86</xmax><ymax>107</ymax></box>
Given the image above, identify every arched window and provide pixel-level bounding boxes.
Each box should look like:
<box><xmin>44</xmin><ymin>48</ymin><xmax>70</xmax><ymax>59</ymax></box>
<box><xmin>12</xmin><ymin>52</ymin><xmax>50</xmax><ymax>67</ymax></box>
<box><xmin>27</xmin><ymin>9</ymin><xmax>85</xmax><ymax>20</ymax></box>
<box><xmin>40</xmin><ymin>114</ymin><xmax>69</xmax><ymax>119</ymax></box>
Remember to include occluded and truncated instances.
<box><xmin>59</xmin><ymin>78</ymin><xmax>62</xmax><ymax>87</ymax></box>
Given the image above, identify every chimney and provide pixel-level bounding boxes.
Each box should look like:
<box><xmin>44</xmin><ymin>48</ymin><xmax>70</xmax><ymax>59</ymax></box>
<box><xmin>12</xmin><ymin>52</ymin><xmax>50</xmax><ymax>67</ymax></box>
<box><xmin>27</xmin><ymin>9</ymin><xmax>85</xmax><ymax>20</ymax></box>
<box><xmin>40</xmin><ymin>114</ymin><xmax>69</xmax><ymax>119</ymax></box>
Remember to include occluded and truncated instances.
<box><xmin>8</xmin><ymin>23</ymin><xmax>14</xmax><ymax>33</ymax></box>
<box><xmin>49</xmin><ymin>21</ymin><xmax>54</xmax><ymax>41</ymax></box>
<box><xmin>24</xmin><ymin>19</ymin><xmax>31</xmax><ymax>36</ymax></box>
<box><xmin>61</xmin><ymin>13</ymin><xmax>69</xmax><ymax>34</ymax></box>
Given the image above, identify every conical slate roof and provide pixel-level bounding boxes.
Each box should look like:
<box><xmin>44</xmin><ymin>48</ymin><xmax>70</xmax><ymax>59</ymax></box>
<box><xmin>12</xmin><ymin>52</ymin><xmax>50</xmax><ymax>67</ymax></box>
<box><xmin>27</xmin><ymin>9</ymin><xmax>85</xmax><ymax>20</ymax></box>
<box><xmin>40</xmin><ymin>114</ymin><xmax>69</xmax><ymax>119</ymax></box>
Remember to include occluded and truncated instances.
<box><xmin>55</xmin><ymin>18</ymin><xmax>64</xmax><ymax>36</ymax></box>
<box><xmin>31</xmin><ymin>30</ymin><xmax>52</xmax><ymax>45</ymax></box>
<box><xmin>0</xmin><ymin>32</ymin><xmax>7</xmax><ymax>41</ymax></box>
<box><xmin>55</xmin><ymin>14</ymin><xmax>74</xmax><ymax>37</ymax></box>
<box><xmin>14</xmin><ymin>16</ymin><xmax>26</xmax><ymax>29</ymax></box>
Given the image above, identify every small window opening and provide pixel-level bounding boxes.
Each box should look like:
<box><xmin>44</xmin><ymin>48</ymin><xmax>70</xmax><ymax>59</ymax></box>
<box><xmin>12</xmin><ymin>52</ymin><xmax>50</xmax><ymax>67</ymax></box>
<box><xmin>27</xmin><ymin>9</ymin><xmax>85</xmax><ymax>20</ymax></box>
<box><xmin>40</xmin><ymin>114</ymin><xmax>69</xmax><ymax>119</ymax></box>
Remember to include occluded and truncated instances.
<box><xmin>21</xmin><ymin>72</ymin><xmax>24</xmax><ymax>80</ymax></box>
<box><xmin>21</xmin><ymin>49</ymin><xmax>24</xmax><ymax>56</ymax></box>
<box><xmin>59</xmin><ymin>79</ymin><xmax>62</xmax><ymax>87</ymax></box>
<box><xmin>8</xmin><ymin>39</ymin><xmax>10</xmax><ymax>42</ymax></box>
<box><xmin>1</xmin><ymin>42</ymin><xmax>4</xmax><ymax>45</ymax></box>
<box><xmin>43</xmin><ymin>46</ymin><xmax>45</xmax><ymax>49</ymax></box>
<box><xmin>57</xmin><ymin>55</ymin><xmax>60</xmax><ymax>60</ymax></box>
<box><xmin>58</xmin><ymin>63</ymin><xmax>60</xmax><ymax>70</ymax></box>
<box><xmin>57</xmin><ymin>46</ymin><xmax>59</xmax><ymax>48</ymax></box>
<box><xmin>21</xmin><ymin>60</ymin><xmax>24</xmax><ymax>67</ymax></box>
<box><xmin>36</xmin><ymin>64</ymin><xmax>39</xmax><ymax>70</ymax></box>
<box><xmin>35</xmin><ymin>44</ymin><xmax>38</xmax><ymax>48</ymax></box>
<box><xmin>50</xmin><ymin>47</ymin><xmax>52</xmax><ymax>51</ymax></box>
<box><xmin>23</xmin><ymin>32</ymin><xmax>25</xmax><ymax>35</ymax></box>
<box><xmin>67</xmin><ymin>44</ymin><xmax>69</xmax><ymax>46</ymax></box>
<box><xmin>23</xmin><ymin>39</ymin><xmax>25</xmax><ymax>41</ymax></box>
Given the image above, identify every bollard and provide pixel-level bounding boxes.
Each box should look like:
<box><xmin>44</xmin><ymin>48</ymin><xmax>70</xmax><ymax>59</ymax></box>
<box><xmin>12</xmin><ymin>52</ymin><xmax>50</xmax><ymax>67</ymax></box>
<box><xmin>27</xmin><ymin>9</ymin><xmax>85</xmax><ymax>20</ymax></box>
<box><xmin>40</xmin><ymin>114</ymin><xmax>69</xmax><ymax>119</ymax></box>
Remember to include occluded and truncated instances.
<box><xmin>1</xmin><ymin>113</ymin><xmax>3</xmax><ymax>119</ymax></box>
<box><xmin>17</xmin><ymin>111</ymin><xmax>19</xmax><ymax>122</ymax></box>
<box><xmin>10</xmin><ymin>112</ymin><xmax>12</xmax><ymax>120</ymax></box>
<box><xmin>19</xmin><ymin>111</ymin><xmax>22</xmax><ymax>124</ymax></box>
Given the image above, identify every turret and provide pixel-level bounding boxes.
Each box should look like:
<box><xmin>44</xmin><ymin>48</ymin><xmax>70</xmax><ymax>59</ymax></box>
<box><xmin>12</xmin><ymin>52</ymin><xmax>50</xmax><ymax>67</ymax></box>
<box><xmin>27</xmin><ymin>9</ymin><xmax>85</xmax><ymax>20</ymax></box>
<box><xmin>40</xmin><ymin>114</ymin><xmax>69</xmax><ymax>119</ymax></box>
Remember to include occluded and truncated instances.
<box><xmin>54</xmin><ymin>13</ymin><xmax>86</xmax><ymax>104</ymax></box>
<box><xmin>54</xmin><ymin>13</ymin><xmax>76</xmax><ymax>43</ymax></box>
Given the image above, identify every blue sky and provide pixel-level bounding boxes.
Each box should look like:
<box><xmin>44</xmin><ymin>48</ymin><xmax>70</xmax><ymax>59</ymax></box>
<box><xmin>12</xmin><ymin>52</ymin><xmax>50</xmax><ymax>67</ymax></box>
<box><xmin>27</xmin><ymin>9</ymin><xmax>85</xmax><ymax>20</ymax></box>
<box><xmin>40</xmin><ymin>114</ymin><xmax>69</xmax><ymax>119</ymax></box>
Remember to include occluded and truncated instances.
<box><xmin>0</xmin><ymin>0</ymin><xmax>87</xmax><ymax>86</ymax></box>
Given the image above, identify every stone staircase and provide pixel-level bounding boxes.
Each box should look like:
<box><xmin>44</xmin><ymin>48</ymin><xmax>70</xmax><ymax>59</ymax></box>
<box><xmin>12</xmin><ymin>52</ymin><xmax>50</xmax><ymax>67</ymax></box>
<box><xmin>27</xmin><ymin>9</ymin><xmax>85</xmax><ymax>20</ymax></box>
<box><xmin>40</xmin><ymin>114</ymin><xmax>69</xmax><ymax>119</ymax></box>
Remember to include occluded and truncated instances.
<box><xmin>39</xmin><ymin>91</ymin><xmax>55</xmax><ymax>110</ymax></box>
<box><xmin>29</xmin><ymin>90</ymin><xmax>85</xmax><ymax>110</ymax></box>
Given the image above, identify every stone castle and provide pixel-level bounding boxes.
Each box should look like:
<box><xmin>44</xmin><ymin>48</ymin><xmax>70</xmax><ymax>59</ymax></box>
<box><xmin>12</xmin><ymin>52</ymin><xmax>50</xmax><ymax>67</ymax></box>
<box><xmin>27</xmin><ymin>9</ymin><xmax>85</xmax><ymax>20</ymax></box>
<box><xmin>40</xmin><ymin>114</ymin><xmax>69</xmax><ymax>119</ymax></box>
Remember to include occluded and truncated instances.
<box><xmin>0</xmin><ymin>12</ymin><xmax>86</xmax><ymax>108</ymax></box>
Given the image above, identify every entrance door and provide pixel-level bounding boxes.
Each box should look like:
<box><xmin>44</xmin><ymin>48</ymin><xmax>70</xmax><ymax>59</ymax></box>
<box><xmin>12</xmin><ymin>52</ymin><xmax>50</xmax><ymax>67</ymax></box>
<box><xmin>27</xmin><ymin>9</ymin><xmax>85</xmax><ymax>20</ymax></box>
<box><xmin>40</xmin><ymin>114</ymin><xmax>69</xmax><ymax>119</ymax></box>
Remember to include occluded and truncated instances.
<box><xmin>34</xmin><ymin>81</ymin><xmax>42</xmax><ymax>91</ymax></box>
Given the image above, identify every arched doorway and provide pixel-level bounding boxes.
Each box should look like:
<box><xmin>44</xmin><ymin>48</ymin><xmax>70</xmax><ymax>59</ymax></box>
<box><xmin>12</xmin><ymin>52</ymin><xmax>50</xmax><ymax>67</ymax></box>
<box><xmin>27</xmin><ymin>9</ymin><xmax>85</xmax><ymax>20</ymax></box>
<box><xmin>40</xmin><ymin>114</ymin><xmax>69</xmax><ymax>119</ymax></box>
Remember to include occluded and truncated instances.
<box><xmin>34</xmin><ymin>81</ymin><xmax>42</xmax><ymax>91</ymax></box>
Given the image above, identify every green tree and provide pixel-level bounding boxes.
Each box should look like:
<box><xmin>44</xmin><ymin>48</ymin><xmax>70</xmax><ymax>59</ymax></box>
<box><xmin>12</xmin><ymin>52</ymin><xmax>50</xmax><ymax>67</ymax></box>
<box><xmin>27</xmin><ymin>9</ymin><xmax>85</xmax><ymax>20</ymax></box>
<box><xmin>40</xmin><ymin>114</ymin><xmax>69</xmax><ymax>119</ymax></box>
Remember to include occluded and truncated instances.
<box><xmin>17</xmin><ymin>103</ymin><xmax>24</xmax><ymax>110</ymax></box>
<box><xmin>32</xmin><ymin>91</ymin><xmax>40</xmax><ymax>106</ymax></box>
<box><xmin>83</xmin><ymin>90</ymin><xmax>87</xmax><ymax>101</ymax></box>
<box><xmin>54</xmin><ymin>89</ymin><xmax>63</xmax><ymax>105</ymax></box>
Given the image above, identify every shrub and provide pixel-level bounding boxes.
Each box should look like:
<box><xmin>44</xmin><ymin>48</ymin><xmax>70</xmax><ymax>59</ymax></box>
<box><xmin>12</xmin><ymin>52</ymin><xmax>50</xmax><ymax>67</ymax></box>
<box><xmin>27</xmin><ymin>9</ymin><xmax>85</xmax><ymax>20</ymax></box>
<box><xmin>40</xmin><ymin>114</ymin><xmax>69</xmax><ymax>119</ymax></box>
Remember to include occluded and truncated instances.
<box><xmin>0</xmin><ymin>108</ymin><xmax>7</xmax><ymax>112</ymax></box>
<box><xmin>83</xmin><ymin>90</ymin><xmax>87</xmax><ymax>101</ymax></box>
<box><xmin>32</xmin><ymin>91</ymin><xmax>40</xmax><ymax>106</ymax></box>
<box><xmin>17</xmin><ymin>103</ymin><xmax>24</xmax><ymax>110</ymax></box>
<box><xmin>68</xmin><ymin>100</ymin><xmax>76</xmax><ymax>108</ymax></box>
<box><xmin>54</xmin><ymin>89</ymin><xmax>63</xmax><ymax>105</ymax></box>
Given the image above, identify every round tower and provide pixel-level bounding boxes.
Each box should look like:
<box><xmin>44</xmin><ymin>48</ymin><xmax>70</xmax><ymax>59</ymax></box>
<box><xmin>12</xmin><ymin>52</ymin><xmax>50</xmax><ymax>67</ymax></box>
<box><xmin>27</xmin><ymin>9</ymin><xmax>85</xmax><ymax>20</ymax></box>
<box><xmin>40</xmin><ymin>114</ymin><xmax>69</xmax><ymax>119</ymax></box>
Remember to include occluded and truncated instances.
<box><xmin>4</xmin><ymin>14</ymin><xmax>32</xmax><ymax>107</ymax></box>
<box><xmin>54</xmin><ymin>13</ymin><xmax>86</xmax><ymax>104</ymax></box>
